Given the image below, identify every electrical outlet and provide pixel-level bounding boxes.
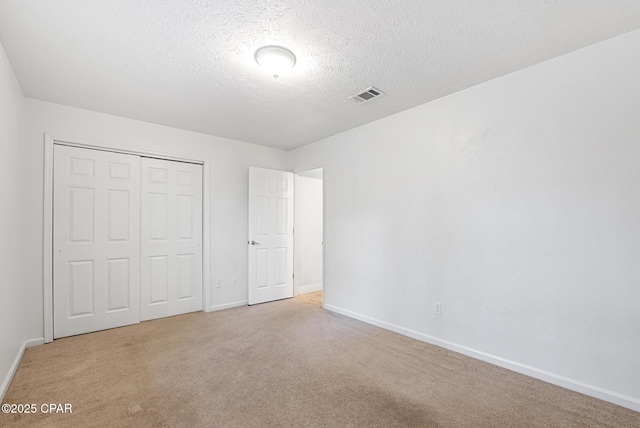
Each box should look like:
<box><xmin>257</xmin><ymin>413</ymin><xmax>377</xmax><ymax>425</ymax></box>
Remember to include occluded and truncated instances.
<box><xmin>232</xmin><ymin>277</ymin><xmax>237</xmax><ymax>287</ymax></box>
<box><xmin>216</xmin><ymin>279</ymin><xmax>222</xmax><ymax>288</ymax></box>
<box><xmin>434</xmin><ymin>301</ymin><xmax>442</xmax><ymax>315</ymax></box>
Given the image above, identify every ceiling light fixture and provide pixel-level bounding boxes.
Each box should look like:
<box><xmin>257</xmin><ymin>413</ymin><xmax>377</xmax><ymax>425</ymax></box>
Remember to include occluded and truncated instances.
<box><xmin>254</xmin><ymin>45</ymin><xmax>296</xmax><ymax>80</ymax></box>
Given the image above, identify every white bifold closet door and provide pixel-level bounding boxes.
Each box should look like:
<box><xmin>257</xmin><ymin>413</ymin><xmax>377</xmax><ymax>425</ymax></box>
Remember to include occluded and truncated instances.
<box><xmin>53</xmin><ymin>145</ymin><xmax>141</xmax><ymax>339</ymax></box>
<box><xmin>140</xmin><ymin>157</ymin><xmax>203</xmax><ymax>321</ymax></box>
<box><xmin>53</xmin><ymin>145</ymin><xmax>203</xmax><ymax>338</ymax></box>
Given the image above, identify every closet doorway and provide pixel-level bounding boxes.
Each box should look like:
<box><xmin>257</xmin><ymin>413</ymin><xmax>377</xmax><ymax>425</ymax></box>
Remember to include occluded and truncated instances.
<box><xmin>50</xmin><ymin>142</ymin><xmax>205</xmax><ymax>339</ymax></box>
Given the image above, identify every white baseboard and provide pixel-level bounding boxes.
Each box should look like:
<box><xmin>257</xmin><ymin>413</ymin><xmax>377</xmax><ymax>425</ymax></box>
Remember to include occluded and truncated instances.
<box><xmin>0</xmin><ymin>337</ymin><xmax>45</xmax><ymax>401</ymax></box>
<box><xmin>25</xmin><ymin>338</ymin><xmax>44</xmax><ymax>349</ymax></box>
<box><xmin>324</xmin><ymin>304</ymin><xmax>640</xmax><ymax>413</ymax></box>
<box><xmin>210</xmin><ymin>300</ymin><xmax>248</xmax><ymax>312</ymax></box>
<box><xmin>296</xmin><ymin>283</ymin><xmax>323</xmax><ymax>295</ymax></box>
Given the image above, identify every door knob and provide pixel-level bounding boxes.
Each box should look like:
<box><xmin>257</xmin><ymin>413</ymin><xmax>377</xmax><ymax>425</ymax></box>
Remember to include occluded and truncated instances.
<box><xmin>250</xmin><ymin>240</ymin><xmax>261</xmax><ymax>245</ymax></box>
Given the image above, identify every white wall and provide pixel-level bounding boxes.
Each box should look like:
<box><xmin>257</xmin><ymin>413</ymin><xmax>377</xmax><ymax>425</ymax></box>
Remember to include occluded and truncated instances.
<box><xmin>294</xmin><ymin>171</ymin><xmax>323</xmax><ymax>294</ymax></box>
<box><xmin>289</xmin><ymin>29</ymin><xmax>640</xmax><ymax>410</ymax></box>
<box><xmin>22</xmin><ymin>99</ymin><xmax>289</xmax><ymax>340</ymax></box>
<box><xmin>0</xmin><ymin>41</ymin><xmax>25</xmax><ymax>398</ymax></box>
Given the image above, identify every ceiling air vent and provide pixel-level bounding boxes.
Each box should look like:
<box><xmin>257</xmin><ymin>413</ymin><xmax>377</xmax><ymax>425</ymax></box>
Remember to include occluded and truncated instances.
<box><xmin>350</xmin><ymin>86</ymin><xmax>385</xmax><ymax>103</ymax></box>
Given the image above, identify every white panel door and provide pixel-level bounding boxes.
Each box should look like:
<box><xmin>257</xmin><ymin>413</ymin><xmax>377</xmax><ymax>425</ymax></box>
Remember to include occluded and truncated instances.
<box><xmin>248</xmin><ymin>167</ymin><xmax>294</xmax><ymax>305</ymax></box>
<box><xmin>141</xmin><ymin>158</ymin><xmax>203</xmax><ymax>321</ymax></box>
<box><xmin>53</xmin><ymin>145</ymin><xmax>141</xmax><ymax>338</ymax></box>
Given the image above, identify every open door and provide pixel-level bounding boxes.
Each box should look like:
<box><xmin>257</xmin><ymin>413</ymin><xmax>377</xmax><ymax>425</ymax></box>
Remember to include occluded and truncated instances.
<box><xmin>248</xmin><ymin>167</ymin><xmax>294</xmax><ymax>305</ymax></box>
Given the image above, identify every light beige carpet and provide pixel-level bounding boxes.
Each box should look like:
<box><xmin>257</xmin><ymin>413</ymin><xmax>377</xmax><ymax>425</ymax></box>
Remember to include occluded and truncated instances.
<box><xmin>2</xmin><ymin>297</ymin><xmax>639</xmax><ymax>427</ymax></box>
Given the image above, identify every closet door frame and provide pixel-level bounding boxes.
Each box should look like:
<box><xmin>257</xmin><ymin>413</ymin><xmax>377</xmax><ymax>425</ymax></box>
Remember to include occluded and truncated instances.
<box><xmin>43</xmin><ymin>133</ymin><xmax>212</xmax><ymax>343</ymax></box>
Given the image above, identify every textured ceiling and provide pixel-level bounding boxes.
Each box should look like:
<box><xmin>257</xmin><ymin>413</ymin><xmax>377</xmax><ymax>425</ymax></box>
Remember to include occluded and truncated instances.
<box><xmin>1</xmin><ymin>1</ymin><xmax>640</xmax><ymax>150</ymax></box>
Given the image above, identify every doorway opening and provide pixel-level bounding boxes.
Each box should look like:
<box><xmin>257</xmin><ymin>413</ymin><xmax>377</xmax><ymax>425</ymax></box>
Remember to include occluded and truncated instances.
<box><xmin>294</xmin><ymin>168</ymin><xmax>323</xmax><ymax>307</ymax></box>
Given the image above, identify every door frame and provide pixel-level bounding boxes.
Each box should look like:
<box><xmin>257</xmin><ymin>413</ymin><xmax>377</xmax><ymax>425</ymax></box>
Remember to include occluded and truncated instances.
<box><xmin>43</xmin><ymin>133</ymin><xmax>212</xmax><ymax>343</ymax></box>
<box><xmin>292</xmin><ymin>166</ymin><xmax>325</xmax><ymax>307</ymax></box>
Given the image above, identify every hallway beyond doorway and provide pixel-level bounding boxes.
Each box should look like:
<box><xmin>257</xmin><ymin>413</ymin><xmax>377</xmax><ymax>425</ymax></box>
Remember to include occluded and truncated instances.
<box><xmin>296</xmin><ymin>291</ymin><xmax>322</xmax><ymax>307</ymax></box>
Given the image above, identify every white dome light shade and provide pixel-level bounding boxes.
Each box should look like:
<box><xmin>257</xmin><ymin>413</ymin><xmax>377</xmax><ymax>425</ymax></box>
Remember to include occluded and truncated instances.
<box><xmin>255</xmin><ymin>46</ymin><xmax>296</xmax><ymax>79</ymax></box>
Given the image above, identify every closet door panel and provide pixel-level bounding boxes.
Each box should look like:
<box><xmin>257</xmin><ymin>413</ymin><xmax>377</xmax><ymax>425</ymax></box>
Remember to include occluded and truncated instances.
<box><xmin>141</xmin><ymin>158</ymin><xmax>203</xmax><ymax>321</ymax></box>
<box><xmin>53</xmin><ymin>145</ymin><xmax>141</xmax><ymax>338</ymax></box>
